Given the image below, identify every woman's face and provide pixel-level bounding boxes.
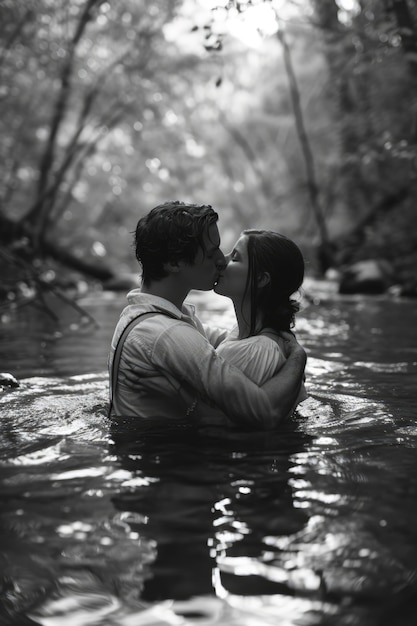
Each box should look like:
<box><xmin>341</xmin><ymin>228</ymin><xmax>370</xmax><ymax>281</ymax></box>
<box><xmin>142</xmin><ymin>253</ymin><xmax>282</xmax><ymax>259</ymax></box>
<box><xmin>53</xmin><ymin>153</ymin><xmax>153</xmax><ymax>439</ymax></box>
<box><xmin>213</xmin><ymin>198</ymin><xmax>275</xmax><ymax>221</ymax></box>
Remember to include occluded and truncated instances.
<box><xmin>214</xmin><ymin>234</ymin><xmax>250</xmax><ymax>301</ymax></box>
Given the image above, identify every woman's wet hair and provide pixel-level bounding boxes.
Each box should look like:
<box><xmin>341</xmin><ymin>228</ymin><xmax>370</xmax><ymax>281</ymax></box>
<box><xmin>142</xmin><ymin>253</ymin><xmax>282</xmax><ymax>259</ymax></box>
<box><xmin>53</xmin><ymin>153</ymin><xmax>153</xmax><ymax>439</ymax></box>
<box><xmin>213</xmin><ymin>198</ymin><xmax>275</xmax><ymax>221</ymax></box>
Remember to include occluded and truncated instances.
<box><xmin>135</xmin><ymin>201</ymin><xmax>219</xmax><ymax>284</ymax></box>
<box><xmin>243</xmin><ymin>229</ymin><xmax>305</xmax><ymax>335</ymax></box>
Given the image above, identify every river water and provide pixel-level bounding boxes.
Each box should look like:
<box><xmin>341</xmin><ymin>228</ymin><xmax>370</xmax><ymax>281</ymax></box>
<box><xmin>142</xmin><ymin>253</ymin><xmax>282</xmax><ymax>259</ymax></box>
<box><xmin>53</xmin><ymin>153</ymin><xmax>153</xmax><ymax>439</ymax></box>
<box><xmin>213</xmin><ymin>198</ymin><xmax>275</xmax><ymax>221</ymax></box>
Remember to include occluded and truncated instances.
<box><xmin>0</xmin><ymin>279</ymin><xmax>416</xmax><ymax>626</ymax></box>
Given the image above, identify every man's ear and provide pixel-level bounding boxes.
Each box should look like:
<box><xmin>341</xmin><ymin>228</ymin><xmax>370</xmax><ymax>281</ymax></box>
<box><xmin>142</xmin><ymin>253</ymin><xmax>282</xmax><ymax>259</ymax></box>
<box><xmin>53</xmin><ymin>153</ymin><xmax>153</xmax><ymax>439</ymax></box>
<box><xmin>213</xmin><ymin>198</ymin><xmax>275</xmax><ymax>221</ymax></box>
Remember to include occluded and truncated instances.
<box><xmin>257</xmin><ymin>271</ymin><xmax>270</xmax><ymax>288</ymax></box>
<box><xmin>163</xmin><ymin>260</ymin><xmax>181</xmax><ymax>274</ymax></box>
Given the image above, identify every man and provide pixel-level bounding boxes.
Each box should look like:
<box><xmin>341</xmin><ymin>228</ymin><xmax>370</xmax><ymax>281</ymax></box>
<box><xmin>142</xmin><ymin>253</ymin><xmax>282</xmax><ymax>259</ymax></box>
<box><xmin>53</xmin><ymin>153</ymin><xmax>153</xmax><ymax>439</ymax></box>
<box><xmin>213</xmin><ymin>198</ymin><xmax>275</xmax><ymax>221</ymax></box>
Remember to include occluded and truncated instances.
<box><xmin>108</xmin><ymin>201</ymin><xmax>306</xmax><ymax>429</ymax></box>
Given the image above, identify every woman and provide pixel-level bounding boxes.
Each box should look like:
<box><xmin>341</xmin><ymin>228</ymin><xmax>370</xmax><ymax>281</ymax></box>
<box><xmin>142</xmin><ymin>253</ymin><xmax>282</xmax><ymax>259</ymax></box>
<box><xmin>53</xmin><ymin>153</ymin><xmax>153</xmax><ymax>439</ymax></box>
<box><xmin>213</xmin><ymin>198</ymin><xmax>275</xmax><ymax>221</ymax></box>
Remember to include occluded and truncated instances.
<box><xmin>214</xmin><ymin>229</ymin><xmax>307</xmax><ymax>404</ymax></box>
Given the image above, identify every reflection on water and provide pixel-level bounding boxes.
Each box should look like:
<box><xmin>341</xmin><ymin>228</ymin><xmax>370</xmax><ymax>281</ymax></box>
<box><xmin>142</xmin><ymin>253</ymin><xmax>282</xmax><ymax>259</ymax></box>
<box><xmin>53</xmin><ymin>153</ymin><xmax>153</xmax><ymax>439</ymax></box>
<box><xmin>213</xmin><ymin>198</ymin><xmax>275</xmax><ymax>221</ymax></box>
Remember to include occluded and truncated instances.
<box><xmin>1</xmin><ymin>282</ymin><xmax>417</xmax><ymax>625</ymax></box>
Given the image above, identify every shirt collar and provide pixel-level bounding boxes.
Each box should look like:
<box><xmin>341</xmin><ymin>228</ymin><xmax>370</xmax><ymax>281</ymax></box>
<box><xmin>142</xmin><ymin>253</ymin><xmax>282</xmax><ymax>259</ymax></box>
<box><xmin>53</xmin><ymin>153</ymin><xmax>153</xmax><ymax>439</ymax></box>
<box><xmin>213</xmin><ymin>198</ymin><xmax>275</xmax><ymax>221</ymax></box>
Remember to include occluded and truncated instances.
<box><xmin>125</xmin><ymin>289</ymin><xmax>195</xmax><ymax>320</ymax></box>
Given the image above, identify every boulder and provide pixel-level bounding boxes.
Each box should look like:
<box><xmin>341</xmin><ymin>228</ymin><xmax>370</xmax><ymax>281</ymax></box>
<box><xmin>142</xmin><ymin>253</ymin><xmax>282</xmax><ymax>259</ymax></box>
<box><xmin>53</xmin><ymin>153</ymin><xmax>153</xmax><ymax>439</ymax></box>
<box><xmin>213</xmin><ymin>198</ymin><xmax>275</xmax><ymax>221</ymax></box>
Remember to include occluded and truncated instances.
<box><xmin>0</xmin><ymin>372</ymin><xmax>19</xmax><ymax>388</ymax></box>
<box><xmin>339</xmin><ymin>259</ymin><xmax>393</xmax><ymax>295</ymax></box>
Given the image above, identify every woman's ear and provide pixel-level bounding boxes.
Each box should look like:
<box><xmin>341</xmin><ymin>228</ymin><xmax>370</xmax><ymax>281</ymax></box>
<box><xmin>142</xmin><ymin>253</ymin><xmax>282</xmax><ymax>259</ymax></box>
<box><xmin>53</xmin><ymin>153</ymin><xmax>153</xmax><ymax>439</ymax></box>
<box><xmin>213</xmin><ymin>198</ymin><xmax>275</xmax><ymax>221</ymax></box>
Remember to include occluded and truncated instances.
<box><xmin>257</xmin><ymin>271</ymin><xmax>270</xmax><ymax>288</ymax></box>
<box><xmin>163</xmin><ymin>260</ymin><xmax>181</xmax><ymax>274</ymax></box>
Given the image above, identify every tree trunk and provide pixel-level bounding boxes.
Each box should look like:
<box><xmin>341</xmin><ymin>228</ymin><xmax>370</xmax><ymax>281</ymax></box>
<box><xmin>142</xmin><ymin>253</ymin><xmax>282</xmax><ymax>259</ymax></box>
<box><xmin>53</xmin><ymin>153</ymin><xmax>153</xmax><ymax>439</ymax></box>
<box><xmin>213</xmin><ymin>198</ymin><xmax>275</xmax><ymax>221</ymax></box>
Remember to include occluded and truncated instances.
<box><xmin>276</xmin><ymin>21</ymin><xmax>330</xmax><ymax>251</ymax></box>
<box><xmin>43</xmin><ymin>240</ymin><xmax>114</xmax><ymax>281</ymax></box>
<box><xmin>23</xmin><ymin>0</ymin><xmax>103</xmax><ymax>247</ymax></box>
<box><xmin>387</xmin><ymin>0</ymin><xmax>417</xmax><ymax>75</ymax></box>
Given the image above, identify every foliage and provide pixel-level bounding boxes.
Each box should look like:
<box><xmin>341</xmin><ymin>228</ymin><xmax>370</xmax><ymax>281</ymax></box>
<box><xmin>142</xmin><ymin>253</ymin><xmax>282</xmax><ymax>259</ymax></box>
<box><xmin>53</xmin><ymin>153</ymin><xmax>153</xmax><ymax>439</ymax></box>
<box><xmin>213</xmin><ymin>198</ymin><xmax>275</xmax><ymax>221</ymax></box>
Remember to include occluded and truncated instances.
<box><xmin>1</xmin><ymin>0</ymin><xmax>417</xmax><ymax>297</ymax></box>
<box><xmin>0</xmin><ymin>0</ymin><xmax>335</xmax><ymax>276</ymax></box>
<box><xmin>311</xmin><ymin>0</ymin><xmax>417</xmax><ymax>279</ymax></box>
<box><xmin>0</xmin><ymin>0</ymin><xmax>182</xmax><ymax>256</ymax></box>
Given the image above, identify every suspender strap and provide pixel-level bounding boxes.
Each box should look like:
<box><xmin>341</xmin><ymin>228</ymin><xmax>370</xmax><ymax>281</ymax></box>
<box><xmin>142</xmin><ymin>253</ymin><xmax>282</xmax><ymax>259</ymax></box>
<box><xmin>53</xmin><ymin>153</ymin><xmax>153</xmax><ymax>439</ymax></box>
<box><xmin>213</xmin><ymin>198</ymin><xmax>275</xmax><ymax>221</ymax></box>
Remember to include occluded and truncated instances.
<box><xmin>108</xmin><ymin>311</ymin><xmax>159</xmax><ymax>417</ymax></box>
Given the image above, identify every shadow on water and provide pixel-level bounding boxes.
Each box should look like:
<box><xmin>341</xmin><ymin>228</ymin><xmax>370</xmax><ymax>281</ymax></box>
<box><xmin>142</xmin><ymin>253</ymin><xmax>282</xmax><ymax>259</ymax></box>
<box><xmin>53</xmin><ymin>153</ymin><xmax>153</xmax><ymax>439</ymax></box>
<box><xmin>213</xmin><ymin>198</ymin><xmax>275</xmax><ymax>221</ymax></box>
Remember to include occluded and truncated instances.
<box><xmin>110</xmin><ymin>418</ymin><xmax>312</xmax><ymax>603</ymax></box>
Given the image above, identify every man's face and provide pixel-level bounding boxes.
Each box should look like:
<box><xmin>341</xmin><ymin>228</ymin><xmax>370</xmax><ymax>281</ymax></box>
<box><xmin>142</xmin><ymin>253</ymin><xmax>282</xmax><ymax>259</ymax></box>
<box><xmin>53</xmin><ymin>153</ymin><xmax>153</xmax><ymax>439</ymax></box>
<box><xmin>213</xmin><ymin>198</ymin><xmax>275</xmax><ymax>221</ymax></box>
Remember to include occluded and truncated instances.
<box><xmin>180</xmin><ymin>223</ymin><xmax>226</xmax><ymax>291</ymax></box>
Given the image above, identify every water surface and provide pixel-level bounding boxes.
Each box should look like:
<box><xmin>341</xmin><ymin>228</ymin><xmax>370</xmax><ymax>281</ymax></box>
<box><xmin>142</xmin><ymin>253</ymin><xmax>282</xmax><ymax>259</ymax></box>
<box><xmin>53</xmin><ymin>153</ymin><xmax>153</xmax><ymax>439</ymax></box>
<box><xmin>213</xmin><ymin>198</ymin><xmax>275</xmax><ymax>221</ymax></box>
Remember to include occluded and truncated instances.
<box><xmin>1</xmin><ymin>281</ymin><xmax>416</xmax><ymax>625</ymax></box>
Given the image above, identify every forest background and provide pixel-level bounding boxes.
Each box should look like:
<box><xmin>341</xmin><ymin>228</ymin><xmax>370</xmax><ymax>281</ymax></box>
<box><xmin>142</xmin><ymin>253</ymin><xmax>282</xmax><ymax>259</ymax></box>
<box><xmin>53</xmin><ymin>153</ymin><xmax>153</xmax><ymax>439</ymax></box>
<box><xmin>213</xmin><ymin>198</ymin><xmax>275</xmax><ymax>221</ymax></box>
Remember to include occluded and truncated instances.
<box><xmin>1</xmin><ymin>0</ymin><xmax>417</xmax><ymax>307</ymax></box>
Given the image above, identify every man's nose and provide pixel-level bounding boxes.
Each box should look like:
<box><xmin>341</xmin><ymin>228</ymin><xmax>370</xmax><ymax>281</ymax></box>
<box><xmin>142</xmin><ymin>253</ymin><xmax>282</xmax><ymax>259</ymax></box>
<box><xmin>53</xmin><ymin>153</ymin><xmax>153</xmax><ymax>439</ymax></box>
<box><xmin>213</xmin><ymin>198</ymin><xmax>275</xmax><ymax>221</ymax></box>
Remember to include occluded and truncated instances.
<box><xmin>215</xmin><ymin>249</ymin><xmax>227</xmax><ymax>270</ymax></box>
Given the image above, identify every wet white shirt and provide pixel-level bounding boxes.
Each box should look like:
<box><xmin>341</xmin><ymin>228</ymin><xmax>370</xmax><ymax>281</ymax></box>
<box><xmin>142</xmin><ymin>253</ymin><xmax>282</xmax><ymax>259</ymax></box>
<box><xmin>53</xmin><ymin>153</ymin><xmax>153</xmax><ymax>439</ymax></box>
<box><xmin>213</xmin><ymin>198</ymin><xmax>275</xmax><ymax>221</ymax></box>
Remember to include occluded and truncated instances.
<box><xmin>108</xmin><ymin>290</ymin><xmax>281</xmax><ymax>423</ymax></box>
<box><xmin>216</xmin><ymin>326</ymin><xmax>307</xmax><ymax>406</ymax></box>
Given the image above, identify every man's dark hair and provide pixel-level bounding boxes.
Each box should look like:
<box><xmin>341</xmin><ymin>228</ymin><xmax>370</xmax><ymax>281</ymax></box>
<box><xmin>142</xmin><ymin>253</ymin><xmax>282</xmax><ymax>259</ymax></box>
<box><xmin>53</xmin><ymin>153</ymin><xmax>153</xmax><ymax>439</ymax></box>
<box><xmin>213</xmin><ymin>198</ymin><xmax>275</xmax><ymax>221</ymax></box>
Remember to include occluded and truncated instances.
<box><xmin>135</xmin><ymin>200</ymin><xmax>219</xmax><ymax>284</ymax></box>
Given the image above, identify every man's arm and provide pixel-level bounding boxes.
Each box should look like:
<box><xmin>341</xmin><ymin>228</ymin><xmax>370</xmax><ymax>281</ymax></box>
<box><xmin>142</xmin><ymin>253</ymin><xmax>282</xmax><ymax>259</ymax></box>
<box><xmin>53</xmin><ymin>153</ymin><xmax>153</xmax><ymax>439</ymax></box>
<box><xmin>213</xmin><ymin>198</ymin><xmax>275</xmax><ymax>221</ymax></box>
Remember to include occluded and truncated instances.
<box><xmin>152</xmin><ymin>323</ymin><xmax>306</xmax><ymax>430</ymax></box>
<box><xmin>259</xmin><ymin>332</ymin><xmax>306</xmax><ymax>429</ymax></box>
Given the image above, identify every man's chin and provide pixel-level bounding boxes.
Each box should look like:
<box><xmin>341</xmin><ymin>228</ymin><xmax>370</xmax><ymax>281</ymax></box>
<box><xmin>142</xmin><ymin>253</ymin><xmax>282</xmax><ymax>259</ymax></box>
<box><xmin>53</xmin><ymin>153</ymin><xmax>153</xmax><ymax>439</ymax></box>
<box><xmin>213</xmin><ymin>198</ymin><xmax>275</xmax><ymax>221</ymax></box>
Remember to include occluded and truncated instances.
<box><xmin>192</xmin><ymin>285</ymin><xmax>214</xmax><ymax>293</ymax></box>
<box><xmin>193</xmin><ymin>277</ymin><xmax>223</xmax><ymax>292</ymax></box>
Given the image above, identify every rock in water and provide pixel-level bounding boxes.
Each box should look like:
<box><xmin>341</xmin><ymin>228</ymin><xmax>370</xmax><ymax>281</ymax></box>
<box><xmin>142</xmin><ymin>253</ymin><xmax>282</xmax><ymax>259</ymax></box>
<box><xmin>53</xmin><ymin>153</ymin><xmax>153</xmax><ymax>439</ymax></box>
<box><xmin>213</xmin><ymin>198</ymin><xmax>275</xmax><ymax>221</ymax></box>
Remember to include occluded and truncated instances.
<box><xmin>0</xmin><ymin>372</ymin><xmax>20</xmax><ymax>388</ymax></box>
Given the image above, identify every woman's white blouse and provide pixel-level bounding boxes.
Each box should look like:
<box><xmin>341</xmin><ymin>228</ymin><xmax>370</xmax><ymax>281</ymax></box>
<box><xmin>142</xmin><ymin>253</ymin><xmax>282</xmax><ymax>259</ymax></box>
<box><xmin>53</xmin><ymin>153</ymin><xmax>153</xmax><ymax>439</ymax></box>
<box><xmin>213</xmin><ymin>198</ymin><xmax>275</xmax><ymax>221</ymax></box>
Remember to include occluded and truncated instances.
<box><xmin>216</xmin><ymin>327</ymin><xmax>287</xmax><ymax>386</ymax></box>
